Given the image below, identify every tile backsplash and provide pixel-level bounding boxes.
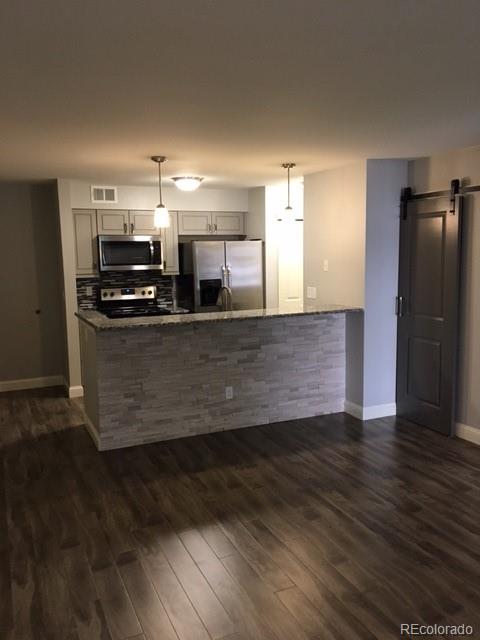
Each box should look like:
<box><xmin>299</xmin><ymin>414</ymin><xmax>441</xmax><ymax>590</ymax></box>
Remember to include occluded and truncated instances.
<box><xmin>76</xmin><ymin>272</ymin><xmax>174</xmax><ymax>310</ymax></box>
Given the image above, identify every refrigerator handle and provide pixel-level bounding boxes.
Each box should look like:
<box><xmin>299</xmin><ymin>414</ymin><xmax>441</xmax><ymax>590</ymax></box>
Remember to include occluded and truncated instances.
<box><xmin>226</xmin><ymin>265</ymin><xmax>232</xmax><ymax>288</ymax></box>
<box><xmin>221</xmin><ymin>265</ymin><xmax>226</xmax><ymax>287</ymax></box>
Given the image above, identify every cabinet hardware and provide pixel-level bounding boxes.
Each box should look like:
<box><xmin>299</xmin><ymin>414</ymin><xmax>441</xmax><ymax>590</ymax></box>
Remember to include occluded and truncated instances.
<box><xmin>130</xmin><ymin>222</ymin><xmax>134</xmax><ymax>233</ymax></box>
<box><xmin>123</xmin><ymin>222</ymin><xmax>127</xmax><ymax>233</ymax></box>
<box><xmin>214</xmin><ymin>223</ymin><xmax>218</xmax><ymax>232</ymax></box>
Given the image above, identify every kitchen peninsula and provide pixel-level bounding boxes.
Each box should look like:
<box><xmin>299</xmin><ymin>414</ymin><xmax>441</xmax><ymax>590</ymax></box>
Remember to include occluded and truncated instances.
<box><xmin>77</xmin><ymin>305</ymin><xmax>361</xmax><ymax>450</ymax></box>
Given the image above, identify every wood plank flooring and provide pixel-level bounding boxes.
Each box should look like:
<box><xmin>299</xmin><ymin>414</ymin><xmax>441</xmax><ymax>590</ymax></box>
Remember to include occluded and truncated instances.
<box><xmin>1</xmin><ymin>387</ymin><xmax>479</xmax><ymax>640</ymax></box>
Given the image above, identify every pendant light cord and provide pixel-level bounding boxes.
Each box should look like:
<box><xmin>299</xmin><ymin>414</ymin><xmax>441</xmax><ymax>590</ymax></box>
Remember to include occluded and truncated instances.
<box><xmin>158</xmin><ymin>161</ymin><xmax>163</xmax><ymax>206</ymax></box>
<box><xmin>287</xmin><ymin>165</ymin><xmax>291</xmax><ymax>208</ymax></box>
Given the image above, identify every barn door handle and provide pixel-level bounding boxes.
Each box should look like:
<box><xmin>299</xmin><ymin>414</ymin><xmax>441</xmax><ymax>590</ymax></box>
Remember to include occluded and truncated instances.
<box><xmin>396</xmin><ymin>296</ymin><xmax>405</xmax><ymax>317</ymax></box>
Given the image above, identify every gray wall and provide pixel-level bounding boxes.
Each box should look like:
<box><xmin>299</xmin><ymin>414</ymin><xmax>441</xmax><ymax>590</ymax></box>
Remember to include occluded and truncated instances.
<box><xmin>363</xmin><ymin>159</ymin><xmax>408</xmax><ymax>408</ymax></box>
<box><xmin>0</xmin><ymin>182</ymin><xmax>66</xmax><ymax>384</ymax></box>
<box><xmin>69</xmin><ymin>180</ymin><xmax>249</xmax><ymax>211</ymax></box>
<box><xmin>409</xmin><ymin>146</ymin><xmax>480</xmax><ymax>437</ymax></box>
<box><xmin>303</xmin><ymin>159</ymin><xmax>407</xmax><ymax>416</ymax></box>
<box><xmin>247</xmin><ymin>187</ymin><xmax>266</xmax><ymax>240</ymax></box>
<box><xmin>303</xmin><ymin>162</ymin><xmax>366</xmax><ymax>307</ymax></box>
<box><xmin>57</xmin><ymin>179</ymin><xmax>83</xmax><ymax>395</ymax></box>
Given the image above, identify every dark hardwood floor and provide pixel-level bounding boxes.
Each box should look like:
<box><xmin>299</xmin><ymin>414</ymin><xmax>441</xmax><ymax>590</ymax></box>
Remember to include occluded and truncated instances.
<box><xmin>1</xmin><ymin>388</ymin><xmax>480</xmax><ymax>640</ymax></box>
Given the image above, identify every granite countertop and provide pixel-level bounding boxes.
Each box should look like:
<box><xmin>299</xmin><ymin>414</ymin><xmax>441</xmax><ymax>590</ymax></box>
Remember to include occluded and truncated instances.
<box><xmin>76</xmin><ymin>303</ymin><xmax>362</xmax><ymax>331</ymax></box>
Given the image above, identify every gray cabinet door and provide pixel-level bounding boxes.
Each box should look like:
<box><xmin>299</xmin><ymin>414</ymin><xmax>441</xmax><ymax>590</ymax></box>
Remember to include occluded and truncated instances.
<box><xmin>178</xmin><ymin>211</ymin><xmax>212</xmax><ymax>235</ymax></box>
<box><xmin>96</xmin><ymin>210</ymin><xmax>128</xmax><ymax>235</ymax></box>
<box><xmin>212</xmin><ymin>212</ymin><xmax>245</xmax><ymax>235</ymax></box>
<box><xmin>161</xmin><ymin>211</ymin><xmax>179</xmax><ymax>274</ymax></box>
<box><xmin>129</xmin><ymin>210</ymin><xmax>156</xmax><ymax>235</ymax></box>
<box><xmin>73</xmin><ymin>209</ymin><xmax>97</xmax><ymax>275</ymax></box>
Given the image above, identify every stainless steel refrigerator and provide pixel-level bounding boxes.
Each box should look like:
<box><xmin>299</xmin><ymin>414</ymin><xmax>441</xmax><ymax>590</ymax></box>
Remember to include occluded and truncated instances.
<box><xmin>192</xmin><ymin>240</ymin><xmax>264</xmax><ymax>312</ymax></box>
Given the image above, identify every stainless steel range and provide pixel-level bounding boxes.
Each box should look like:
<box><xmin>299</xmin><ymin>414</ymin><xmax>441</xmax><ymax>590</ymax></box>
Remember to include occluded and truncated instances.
<box><xmin>98</xmin><ymin>286</ymin><xmax>188</xmax><ymax>318</ymax></box>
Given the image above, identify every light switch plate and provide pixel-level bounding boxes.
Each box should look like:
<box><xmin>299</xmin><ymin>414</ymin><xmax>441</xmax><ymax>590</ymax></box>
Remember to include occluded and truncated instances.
<box><xmin>225</xmin><ymin>386</ymin><xmax>234</xmax><ymax>400</ymax></box>
<box><xmin>323</xmin><ymin>259</ymin><xmax>329</xmax><ymax>272</ymax></box>
<box><xmin>306</xmin><ymin>286</ymin><xmax>317</xmax><ymax>299</ymax></box>
<box><xmin>86</xmin><ymin>286</ymin><xmax>93</xmax><ymax>296</ymax></box>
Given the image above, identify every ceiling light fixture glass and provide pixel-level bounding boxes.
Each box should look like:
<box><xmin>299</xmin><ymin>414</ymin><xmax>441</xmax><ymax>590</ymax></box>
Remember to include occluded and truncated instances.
<box><xmin>151</xmin><ymin>155</ymin><xmax>170</xmax><ymax>228</ymax></box>
<box><xmin>172</xmin><ymin>176</ymin><xmax>203</xmax><ymax>192</ymax></box>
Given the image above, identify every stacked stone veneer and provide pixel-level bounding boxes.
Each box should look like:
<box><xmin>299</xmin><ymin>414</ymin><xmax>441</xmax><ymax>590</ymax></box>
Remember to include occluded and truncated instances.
<box><xmin>88</xmin><ymin>313</ymin><xmax>346</xmax><ymax>450</ymax></box>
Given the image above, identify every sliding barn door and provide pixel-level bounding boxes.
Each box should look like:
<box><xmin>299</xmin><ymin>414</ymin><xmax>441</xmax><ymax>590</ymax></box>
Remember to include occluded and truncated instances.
<box><xmin>396</xmin><ymin>188</ymin><xmax>463</xmax><ymax>435</ymax></box>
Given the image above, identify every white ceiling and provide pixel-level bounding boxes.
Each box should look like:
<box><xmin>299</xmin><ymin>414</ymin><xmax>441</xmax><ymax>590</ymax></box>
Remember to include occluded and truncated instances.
<box><xmin>1</xmin><ymin>0</ymin><xmax>480</xmax><ymax>188</ymax></box>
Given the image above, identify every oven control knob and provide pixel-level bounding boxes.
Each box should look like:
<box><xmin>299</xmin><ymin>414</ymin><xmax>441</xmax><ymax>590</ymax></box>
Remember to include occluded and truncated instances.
<box><xmin>148</xmin><ymin>290</ymin><xmax>152</xmax><ymax>295</ymax></box>
<box><xmin>141</xmin><ymin>290</ymin><xmax>146</xmax><ymax>295</ymax></box>
<box><xmin>110</xmin><ymin>292</ymin><xmax>114</xmax><ymax>297</ymax></box>
<box><xmin>102</xmin><ymin>292</ymin><xmax>107</xmax><ymax>297</ymax></box>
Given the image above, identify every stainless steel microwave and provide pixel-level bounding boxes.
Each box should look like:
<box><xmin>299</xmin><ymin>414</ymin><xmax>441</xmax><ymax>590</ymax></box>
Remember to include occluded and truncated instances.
<box><xmin>98</xmin><ymin>235</ymin><xmax>164</xmax><ymax>272</ymax></box>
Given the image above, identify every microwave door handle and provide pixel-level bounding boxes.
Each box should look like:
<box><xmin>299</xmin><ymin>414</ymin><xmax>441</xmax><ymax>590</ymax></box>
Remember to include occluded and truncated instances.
<box><xmin>149</xmin><ymin>241</ymin><xmax>154</xmax><ymax>264</ymax></box>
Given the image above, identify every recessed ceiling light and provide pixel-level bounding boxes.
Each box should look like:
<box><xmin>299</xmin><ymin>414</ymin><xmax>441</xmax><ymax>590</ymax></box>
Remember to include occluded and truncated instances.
<box><xmin>172</xmin><ymin>176</ymin><xmax>203</xmax><ymax>192</ymax></box>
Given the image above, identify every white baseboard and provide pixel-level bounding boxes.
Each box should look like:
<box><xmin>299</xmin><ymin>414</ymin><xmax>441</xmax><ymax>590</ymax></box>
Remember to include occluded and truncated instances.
<box><xmin>0</xmin><ymin>375</ymin><xmax>64</xmax><ymax>393</ymax></box>
<box><xmin>68</xmin><ymin>385</ymin><xmax>84</xmax><ymax>398</ymax></box>
<box><xmin>344</xmin><ymin>401</ymin><xmax>397</xmax><ymax>421</ymax></box>
<box><xmin>344</xmin><ymin>401</ymin><xmax>364</xmax><ymax>419</ymax></box>
<box><xmin>82</xmin><ymin>412</ymin><xmax>101</xmax><ymax>449</ymax></box>
<box><xmin>456</xmin><ymin>422</ymin><xmax>480</xmax><ymax>446</ymax></box>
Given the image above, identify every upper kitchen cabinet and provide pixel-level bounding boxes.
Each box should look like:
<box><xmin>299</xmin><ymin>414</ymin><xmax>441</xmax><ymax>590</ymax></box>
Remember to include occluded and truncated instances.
<box><xmin>73</xmin><ymin>209</ymin><xmax>97</xmax><ymax>276</ymax></box>
<box><xmin>161</xmin><ymin>211</ymin><xmax>179</xmax><ymax>274</ymax></box>
<box><xmin>212</xmin><ymin>212</ymin><xmax>244</xmax><ymax>235</ymax></box>
<box><xmin>128</xmin><ymin>210</ymin><xmax>156</xmax><ymax>235</ymax></box>
<box><xmin>178</xmin><ymin>211</ymin><xmax>212</xmax><ymax>235</ymax></box>
<box><xmin>97</xmin><ymin>210</ymin><xmax>129</xmax><ymax>235</ymax></box>
<box><xmin>178</xmin><ymin>211</ymin><xmax>245</xmax><ymax>235</ymax></box>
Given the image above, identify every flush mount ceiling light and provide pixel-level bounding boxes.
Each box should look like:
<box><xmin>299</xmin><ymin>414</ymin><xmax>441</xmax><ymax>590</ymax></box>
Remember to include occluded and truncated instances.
<box><xmin>171</xmin><ymin>176</ymin><xmax>203</xmax><ymax>192</ymax></box>
<box><xmin>277</xmin><ymin>162</ymin><xmax>302</xmax><ymax>222</ymax></box>
<box><xmin>151</xmin><ymin>155</ymin><xmax>170</xmax><ymax>228</ymax></box>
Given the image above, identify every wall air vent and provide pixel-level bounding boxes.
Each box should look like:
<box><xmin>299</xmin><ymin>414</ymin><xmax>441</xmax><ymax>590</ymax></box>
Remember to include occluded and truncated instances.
<box><xmin>91</xmin><ymin>185</ymin><xmax>118</xmax><ymax>204</ymax></box>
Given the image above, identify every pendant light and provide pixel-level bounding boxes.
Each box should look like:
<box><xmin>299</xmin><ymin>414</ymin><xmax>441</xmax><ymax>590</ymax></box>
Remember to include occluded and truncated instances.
<box><xmin>172</xmin><ymin>176</ymin><xmax>203</xmax><ymax>192</ymax></box>
<box><xmin>151</xmin><ymin>156</ymin><xmax>170</xmax><ymax>228</ymax></box>
<box><xmin>277</xmin><ymin>162</ymin><xmax>302</xmax><ymax>222</ymax></box>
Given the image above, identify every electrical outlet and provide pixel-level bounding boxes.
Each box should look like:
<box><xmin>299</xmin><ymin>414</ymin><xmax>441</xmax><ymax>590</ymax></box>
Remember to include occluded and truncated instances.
<box><xmin>225</xmin><ymin>386</ymin><xmax>234</xmax><ymax>400</ymax></box>
<box><xmin>306</xmin><ymin>286</ymin><xmax>317</xmax><ymax>299</ymax></box>
<box><xmin>323</xmin><ymin>259</ymin><xmax>329</xmax><ymax>272</ymax></box>
<box><xmin>86</xmin><ymin>286</ymin><xmax>93</xmax><ymax>296</ymax></box>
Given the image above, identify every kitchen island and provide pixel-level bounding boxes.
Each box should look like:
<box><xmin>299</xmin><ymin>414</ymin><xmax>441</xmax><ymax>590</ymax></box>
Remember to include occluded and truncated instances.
<box><xmin>77</xmin><ymin>304</ymin><xmax>361</xmax><ymax>450</ymax></box>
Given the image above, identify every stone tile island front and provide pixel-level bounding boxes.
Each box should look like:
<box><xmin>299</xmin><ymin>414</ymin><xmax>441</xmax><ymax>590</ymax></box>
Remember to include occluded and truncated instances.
<box><xmin>77</xmin><ymin>305</ymin><xmax>361</xmax><ymax>450</ymax></box>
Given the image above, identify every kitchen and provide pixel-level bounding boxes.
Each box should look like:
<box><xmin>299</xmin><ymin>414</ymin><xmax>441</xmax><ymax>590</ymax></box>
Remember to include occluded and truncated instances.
<box><xmin>72</xmin><ymin>160</ymin><xmax>358</xmax><ymax>449</ymax></box>
<box><xmin>1</xmin><ymin>2</ymin><xmax>480</xmax><ymax>638</ymax></box>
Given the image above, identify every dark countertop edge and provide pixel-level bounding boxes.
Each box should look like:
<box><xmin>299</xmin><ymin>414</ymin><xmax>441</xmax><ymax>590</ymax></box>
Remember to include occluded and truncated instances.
<box><xmin>76</xmin><ymin>307</ymin><xmax>363</xmax><ymax>331</ymax></box>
